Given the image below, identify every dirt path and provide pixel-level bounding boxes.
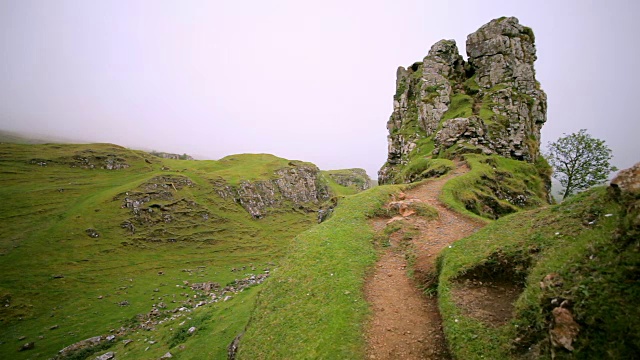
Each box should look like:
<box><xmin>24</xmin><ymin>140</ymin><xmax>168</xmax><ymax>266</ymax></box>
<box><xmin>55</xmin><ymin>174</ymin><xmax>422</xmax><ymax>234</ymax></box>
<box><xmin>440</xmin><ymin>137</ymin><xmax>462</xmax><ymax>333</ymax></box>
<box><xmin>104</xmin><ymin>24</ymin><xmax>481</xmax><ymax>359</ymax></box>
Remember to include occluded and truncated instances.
<box><xmin>364</xmin><ymin>164</ymin><xmax>484</xmax><ymax>360</ymax></box>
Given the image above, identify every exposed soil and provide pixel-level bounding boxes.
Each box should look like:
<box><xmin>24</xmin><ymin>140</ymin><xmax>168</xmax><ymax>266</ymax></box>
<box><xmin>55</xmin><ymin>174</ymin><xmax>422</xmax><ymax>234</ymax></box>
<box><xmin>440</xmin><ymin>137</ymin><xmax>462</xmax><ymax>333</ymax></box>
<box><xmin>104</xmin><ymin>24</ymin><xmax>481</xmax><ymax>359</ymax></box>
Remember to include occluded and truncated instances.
<box><xmin>451</xmin><ymin>279</ymin><xmax>523</xmax><ymax>327</ymax></box>
<box><xmin>364</xmin><ymin>164</ymin><xmax>500</xmax><ymax>359</ymax></box>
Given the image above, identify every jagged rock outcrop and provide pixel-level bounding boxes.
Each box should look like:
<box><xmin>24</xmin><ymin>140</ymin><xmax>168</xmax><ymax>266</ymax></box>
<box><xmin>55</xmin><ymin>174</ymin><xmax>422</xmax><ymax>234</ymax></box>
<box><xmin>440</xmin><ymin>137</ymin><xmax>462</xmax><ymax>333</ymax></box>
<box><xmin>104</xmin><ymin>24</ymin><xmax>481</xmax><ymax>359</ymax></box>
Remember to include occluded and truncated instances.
<box><xmin>379</xmin><ymin>17</ymin><xmax>547</xmax><ymax>184</ymax></box>
<box><xmin>29</xmin><ymin>150</ymin><xmax>130</xmax><ymax>170</ymax></box>
<box><xmin>324</xmin><ymin>168</ymin><xmax>372</xmax><ymax>191</ymax></box>
<box><xmin>116</xmin><ymin>175</ymin><xmax>213</xmax><ymax>243</ymax></box>
<box><xmin>214</xmin><ymin>162</ymin><xmax>331</xmax><ymax>218</ymax></box>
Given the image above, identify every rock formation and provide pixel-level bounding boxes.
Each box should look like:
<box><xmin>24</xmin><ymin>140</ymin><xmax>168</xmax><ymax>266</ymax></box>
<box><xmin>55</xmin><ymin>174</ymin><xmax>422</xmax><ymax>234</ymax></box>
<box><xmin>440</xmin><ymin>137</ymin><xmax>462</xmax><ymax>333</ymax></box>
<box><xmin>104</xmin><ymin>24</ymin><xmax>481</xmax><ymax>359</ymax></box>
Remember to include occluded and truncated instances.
<box><xmin>379</xmin><ymin>17</ymin><xmax>547</xmax><ymax>184</ymax></box>
<box><xmin>150</xmin><ymin>151</ymin><xmax>194</xmax><ymax>160</ymax></box>
<box><xmin>214</xmin><ymin>162</ymin><xmax>331</xmax><ymax>218</ymax></box>
<box><xmin>324</xmin><ymin>168</ymin><xmax>372</xmax><ymax>191</ymax></box>
<box><xmin>609</xmin><ymin>162</ymin><xmax>640</xmax><ymax>241</ymax></box>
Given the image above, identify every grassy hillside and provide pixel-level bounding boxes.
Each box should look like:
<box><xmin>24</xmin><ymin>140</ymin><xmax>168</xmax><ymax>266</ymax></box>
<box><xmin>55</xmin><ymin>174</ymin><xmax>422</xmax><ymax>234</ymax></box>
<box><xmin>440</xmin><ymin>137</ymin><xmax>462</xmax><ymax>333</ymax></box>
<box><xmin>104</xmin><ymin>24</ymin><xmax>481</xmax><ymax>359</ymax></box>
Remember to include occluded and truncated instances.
<box><xmin>441</xmin><ymin>154</ymin><xmax>551</xmax><ymax>221</ymax></box>
<box><xmin>321</xmin><ymin>168</ymin><xmax>372</xmax><ymax>196</ymax></box>
<box><xmin>238</xmin><ymin>185</ymin><xmax>401</xmax><ymax>359</ymax></box>
<box><xmin>0</xmin><ymin>129</ymin><xmax>80</xmax><ymax>145</ymax></box>
<box><xmin>437</xmin><ymin>186</ymin><xmax>639</xmax><ymax>359</ymax></box>
<box><xmin>0</xmin><ymin>143</ymin><xmax>328</xmax><ymax>359</ymax></box>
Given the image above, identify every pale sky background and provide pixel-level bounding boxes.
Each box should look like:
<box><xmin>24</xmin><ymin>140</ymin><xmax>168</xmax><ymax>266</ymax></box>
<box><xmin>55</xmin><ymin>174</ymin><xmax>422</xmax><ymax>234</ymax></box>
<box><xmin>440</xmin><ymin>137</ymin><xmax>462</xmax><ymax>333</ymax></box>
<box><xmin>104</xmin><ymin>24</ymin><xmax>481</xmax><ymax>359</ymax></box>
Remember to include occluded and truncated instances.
<box><xmin>1</xmin><ymin>0</ymin><xmax>638</xmax><ymax>178</ymax></box>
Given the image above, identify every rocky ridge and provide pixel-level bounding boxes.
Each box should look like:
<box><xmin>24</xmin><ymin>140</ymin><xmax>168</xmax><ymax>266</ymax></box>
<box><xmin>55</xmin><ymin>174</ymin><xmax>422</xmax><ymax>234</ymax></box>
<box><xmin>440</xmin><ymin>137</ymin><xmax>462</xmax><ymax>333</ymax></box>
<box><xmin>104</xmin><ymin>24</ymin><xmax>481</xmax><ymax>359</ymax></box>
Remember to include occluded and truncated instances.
<box><xmin>324</xmin><ymin>168</ymin><xmax>372</xmax><ymax>191</ymax></box>
<box><xmin>379</xmin><ymin>17</ymin><xmax>547</xmax><ymax>184</ymax></box>
<box><xmin>214</xmin><ymin>162</ymin><xmax>331</xmax><ymax>219</ymax></box>
<box><xmin>149</xmin><ymin>151</ymin><xmax>194</xmax><ymax>160</ymax></box>
<box><xmin>29</xmin><ymin>148</ymin><xmax>132</xmax><ymax>170</ymax></box>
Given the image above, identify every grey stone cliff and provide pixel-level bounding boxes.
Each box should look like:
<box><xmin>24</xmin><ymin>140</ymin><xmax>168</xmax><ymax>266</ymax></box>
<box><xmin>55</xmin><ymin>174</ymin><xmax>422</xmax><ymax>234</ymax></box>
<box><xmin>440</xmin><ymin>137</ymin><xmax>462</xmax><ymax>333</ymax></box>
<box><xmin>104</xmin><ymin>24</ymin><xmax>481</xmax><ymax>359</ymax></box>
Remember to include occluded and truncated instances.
<box><xmin>214</xmin><ymin>163</ymin><xmax>331</xmax><ymax>218</ymax></box>
<box><xmin>379</xmin><ymin>17</ymin><xmax>547</xmax><ymax>184</ymax></box>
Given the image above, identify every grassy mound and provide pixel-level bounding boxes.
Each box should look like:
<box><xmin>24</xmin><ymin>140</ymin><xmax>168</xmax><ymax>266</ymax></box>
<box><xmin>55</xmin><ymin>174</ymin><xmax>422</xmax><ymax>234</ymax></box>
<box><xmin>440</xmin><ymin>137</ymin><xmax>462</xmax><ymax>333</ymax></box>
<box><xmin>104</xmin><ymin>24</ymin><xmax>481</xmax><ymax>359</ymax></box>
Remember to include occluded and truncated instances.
<box><xmin>322</xmin><ymin>169</ymin><xmax>371</xmax><ymax>196</ymax></box>
<box><xmin>238</xmin><ymin>185</ymin><xmax>401</xmax><ymax>359</ymax></box>
<box><xmin>0</xmin><ymin>143</ymin><xmax>328</xmax><ymax>359</ymax></box>
<box><xmin>437</xmin><ymin>186</ymin><xmax>640</xmax><ymax>359</ymax></box>
<box><xmin>441</xmin><ymin>154</ymin><xmax>551</xmax><ymax>221</ymax></box>
<box><xmin>395</xmin><ymin>157</ymin><xmax>455</xmax><ymax>184</ymax></box>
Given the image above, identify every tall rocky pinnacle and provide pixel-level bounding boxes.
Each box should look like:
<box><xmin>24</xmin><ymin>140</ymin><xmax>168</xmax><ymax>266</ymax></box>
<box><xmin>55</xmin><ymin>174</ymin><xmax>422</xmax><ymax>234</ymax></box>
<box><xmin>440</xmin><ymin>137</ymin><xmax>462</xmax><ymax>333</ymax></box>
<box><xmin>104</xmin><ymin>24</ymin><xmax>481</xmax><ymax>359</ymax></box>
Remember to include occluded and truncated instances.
<box><xmin>379</xmin><ymin>17</ymin><xmax>547</xmax><ymax>184</ymax></box>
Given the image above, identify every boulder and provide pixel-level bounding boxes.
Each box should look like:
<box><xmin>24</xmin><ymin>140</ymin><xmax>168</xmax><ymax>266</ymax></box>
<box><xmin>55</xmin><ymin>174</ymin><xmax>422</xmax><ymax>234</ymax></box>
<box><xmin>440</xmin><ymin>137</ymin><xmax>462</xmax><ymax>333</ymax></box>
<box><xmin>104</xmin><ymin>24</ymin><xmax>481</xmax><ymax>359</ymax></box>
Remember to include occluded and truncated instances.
<box><xmin>549</xmin><ymin>307</ymin><xmax>580</xmax><ymax>351</ymax></box>
<box><xmin>18</xmin><ymin>342</ymin><xmax>34</xmax><ymax>351</ymax></box>
<box><xmin>610</xmin><ymin>162</ymin><xmax>640</xmax><ymax>197</ymax></box>
<box><xmin>95</xmin><ymin>352</ymin><xmax>115</xmax><ymax>360</ymax></box>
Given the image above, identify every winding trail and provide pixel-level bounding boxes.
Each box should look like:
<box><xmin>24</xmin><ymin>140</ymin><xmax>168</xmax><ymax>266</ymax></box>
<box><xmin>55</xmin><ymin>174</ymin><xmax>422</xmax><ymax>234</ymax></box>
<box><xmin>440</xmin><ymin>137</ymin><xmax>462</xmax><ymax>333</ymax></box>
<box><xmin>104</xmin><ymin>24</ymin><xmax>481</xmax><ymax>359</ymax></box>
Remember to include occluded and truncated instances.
<box><xmin>364</xmin><ymin>164</ymin><xmax>485</xmax><ymax>359</ymax></box>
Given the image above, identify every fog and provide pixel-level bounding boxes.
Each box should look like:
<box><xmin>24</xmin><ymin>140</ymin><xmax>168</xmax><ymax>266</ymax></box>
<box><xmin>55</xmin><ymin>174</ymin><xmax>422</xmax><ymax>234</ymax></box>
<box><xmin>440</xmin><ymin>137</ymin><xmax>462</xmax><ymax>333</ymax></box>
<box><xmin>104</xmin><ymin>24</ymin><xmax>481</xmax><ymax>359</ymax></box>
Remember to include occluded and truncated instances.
<box><xmin>1</xmin><ymin>0</ymin><xmax>638</xmax><ymax>178</ymax></box>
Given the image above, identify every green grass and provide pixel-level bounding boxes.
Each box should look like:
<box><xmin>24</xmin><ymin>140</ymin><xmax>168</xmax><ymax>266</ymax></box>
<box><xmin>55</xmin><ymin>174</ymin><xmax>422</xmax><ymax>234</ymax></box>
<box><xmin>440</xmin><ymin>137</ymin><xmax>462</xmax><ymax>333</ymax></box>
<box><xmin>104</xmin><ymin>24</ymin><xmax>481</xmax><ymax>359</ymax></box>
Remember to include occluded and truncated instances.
<box><xmin>322</xmin><ymin>169</ymin><xmax>371</xmax><ymax>196</ymax></box>
<box><xmin>410</xmin><ymin>201</ymin><xmax>439</xmax><ymax>218</ymax></box>
<box><xmin>324</xmin><ymin>175</ymin><xmax>359</xmax><ymax>196</ymax></box>
<box><xmin>211</xmin><ymin>153</ymin><xmax>315</xmax><ymax>186</ymax></box>
<box><xmin>112</xmin><ymin>287</ymin><xmax>261</xmax><ymax>359</ymax></box>
<box><xmin>437</xmin><ymin>186</ymin><xmax>640</xmax><ymax>359</ymax></box>
<box><xmin>463</xmin><ymin>75</ymin><xmax>480</xmax><ymax>95</ymax></box>
<box><xmin>0</xmin><ymin>143</ymin><xmax>324</xmax><ymax>359</ymax></box>
<box><xmin>394</xmin><ymin>156</ymin><xmax>454</xmax><ymax>184</ymax></box>
<box><xmin>442</xmin><ymin>93</ymin><xmax>473</xmax><ymax>121</ymax></box>
<box><xmin>440</xmin><ymin>154</ymin><xmax>549</xmax><ymax>221</ymax></box>
<box><xmin>238</xmin><ymin>185</ymin><xmax>402</xmax><ymax>359</ymax></box>
<box><xmin>478</xmin><ymin>85</ymin><xmax>510</xmax><ymax>126</ymax></box>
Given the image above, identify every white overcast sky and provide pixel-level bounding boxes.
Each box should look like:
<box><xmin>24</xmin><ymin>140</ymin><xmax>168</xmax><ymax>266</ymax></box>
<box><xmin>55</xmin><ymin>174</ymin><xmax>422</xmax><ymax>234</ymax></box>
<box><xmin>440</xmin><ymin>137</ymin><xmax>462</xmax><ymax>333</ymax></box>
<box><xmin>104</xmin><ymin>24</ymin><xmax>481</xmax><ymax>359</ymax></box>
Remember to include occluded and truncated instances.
<box><xmin>1</xmin><ymin>0</ymin><xmax>638</xmax><ymax>177</ymax></box>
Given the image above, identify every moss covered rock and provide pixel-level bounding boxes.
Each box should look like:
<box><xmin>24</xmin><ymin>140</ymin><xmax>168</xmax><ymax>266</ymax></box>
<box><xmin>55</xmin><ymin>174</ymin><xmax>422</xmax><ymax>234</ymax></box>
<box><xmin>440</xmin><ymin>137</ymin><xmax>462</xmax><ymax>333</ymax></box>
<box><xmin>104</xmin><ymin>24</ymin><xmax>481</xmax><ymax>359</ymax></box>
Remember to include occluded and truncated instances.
<box><xmin>379</xmin><ymin>17</ymin><xmax>547</xmax><ymax>184</ymax></box>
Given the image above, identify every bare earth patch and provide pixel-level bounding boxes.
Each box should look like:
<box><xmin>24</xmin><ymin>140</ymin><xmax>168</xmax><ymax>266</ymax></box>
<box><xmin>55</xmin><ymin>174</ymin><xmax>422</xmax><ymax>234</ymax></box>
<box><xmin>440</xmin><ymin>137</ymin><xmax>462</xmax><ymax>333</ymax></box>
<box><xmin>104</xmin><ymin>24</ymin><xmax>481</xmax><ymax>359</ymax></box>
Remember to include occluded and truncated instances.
<box><xmin>451</xmin><ymin>279</ymin><xmax>523</xmax><ymax>326</ymax></box>
<box><xmin>365</xmin><ymin>164</ymin><xmax>489</xmax><ymax>359</ymax></box>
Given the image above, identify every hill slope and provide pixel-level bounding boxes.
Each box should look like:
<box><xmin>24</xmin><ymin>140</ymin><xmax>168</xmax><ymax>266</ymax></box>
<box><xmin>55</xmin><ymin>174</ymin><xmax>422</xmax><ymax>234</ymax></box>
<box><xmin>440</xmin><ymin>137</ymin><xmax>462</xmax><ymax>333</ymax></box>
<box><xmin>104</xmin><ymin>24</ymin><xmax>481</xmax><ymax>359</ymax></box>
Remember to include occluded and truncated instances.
<box><xmin>0</xmin><ymin>142</ymin><xmax>353</xmax><ymax>359</ymax></box>
<box><xmin>437</xmin><ymin>166</ymin><xmax>640</xmax><ymax>359</ymax></box>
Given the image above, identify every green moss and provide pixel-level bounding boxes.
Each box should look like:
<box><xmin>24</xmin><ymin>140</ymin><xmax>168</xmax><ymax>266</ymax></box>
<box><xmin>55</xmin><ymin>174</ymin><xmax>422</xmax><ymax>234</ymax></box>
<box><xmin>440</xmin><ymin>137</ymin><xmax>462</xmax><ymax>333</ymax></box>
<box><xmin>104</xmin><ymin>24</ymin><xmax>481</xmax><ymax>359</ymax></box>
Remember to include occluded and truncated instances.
<box><xmin>394</xmin><ymin>82</ymin><xmax>407</xmax><ymax>100</ymax></box>
<box><xmin>478</xmin><ymin>104</ymin><xmax>497</xmax><ymax>123</ymax></box>
<box><xmin>410</xmin><ymin>67</ymin><xmax>423</xmax><ymax>80</ymax></box>
<box><xmin>522</xmin><ymin>26</ymin><xmax>535</xmax><ymax>43</ymax></box>
<box><xmin>477</xmin><ymin>86</ymin><xmax>511</xmax><ymax>127</ymax></box>
<box><xmin>442</xmin><ymin>94</ymin><xmax>473</xmax><ymax>122</ymax></box>
<box><xmin>438</xmin><ymin>143</ymin><xmax>484</xmax><ymax>161</ymax></box>
<box><xmin>463</xmin><ymin>75</ymin><xmax>480</xmax><ymax>95</ymax></box>
<box><xmin>425</xmin><ymin>85</ymin><xmax>441</xmax><ymax>93</ymax></box>
<box><xmin>395</xmin><ymin>157</ymin><xmax>455</xmax><ymax>184</ymax></box>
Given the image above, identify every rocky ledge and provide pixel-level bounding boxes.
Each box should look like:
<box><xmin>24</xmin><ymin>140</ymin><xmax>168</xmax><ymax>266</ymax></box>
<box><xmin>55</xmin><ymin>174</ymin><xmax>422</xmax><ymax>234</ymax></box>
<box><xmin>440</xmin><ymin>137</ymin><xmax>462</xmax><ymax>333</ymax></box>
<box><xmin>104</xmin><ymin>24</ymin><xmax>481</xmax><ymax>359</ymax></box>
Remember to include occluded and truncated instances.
<box><xmin>214</xmin><ymin>162</ymin><xmax>331</xmax><ymax>219</ymax></box>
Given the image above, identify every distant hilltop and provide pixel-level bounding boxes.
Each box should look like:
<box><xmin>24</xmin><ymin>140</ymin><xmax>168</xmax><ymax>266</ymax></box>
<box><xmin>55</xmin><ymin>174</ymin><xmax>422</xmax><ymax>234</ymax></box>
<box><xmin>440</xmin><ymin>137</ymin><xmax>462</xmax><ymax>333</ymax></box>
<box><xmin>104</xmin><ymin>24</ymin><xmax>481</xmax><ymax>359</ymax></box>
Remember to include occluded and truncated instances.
<box><xmin>147</xmin><ymin>151</ymin><xmax>194</xmax><ymax>160</ymax></box>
